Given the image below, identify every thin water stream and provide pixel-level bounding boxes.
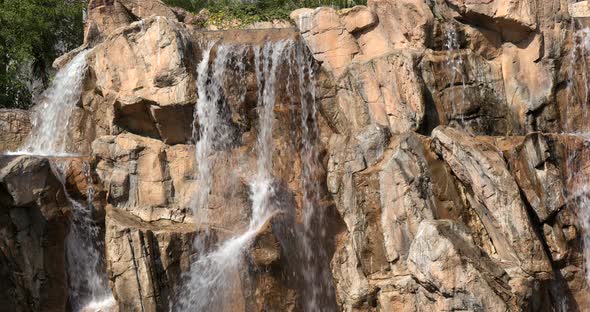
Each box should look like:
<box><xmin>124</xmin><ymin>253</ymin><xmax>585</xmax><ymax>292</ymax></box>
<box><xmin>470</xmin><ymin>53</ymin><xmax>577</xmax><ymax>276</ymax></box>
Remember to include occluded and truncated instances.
<box><xmin>564</xmin><ymin>22</ymin><xmax>590</xmax><ymax>290</ymax></box>
<box><xmin>444</xmin><ymin>24</ymin><xmax>467</xmax><ymax>127</ymax></box>
<box><xmin>51</xmin><ymin>160</ymin><xmax>114</xmax><ymax>312</ymax></box>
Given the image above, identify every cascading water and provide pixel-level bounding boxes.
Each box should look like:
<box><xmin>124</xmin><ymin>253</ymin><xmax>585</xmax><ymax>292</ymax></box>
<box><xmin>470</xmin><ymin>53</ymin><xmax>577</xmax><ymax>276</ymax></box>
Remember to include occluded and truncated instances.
<box><xmin>6</xmin><ymin>46</ymin><xmax>112</xmax><ymax>310</ymax></box>
<box><xmin>192</xmin><ymin>43</ymin><xmax>247</xmax><ymax>222</ymax></box>
<box><xmin>12</xmin><ymin>50</ymin><xmax>89</xmax><ymax>156</ymax></box>
<box><xmin>444</xmin><ymin>24</ymin><xmax>467</xmax><ymax>127</ymax></box>
<box><xmin>175</xmin><ymin>40</ymin><xmax>290</xmax><ymax>312</ymax></box>
<box><xmin>293</xmin><ymin>40</ymin><xmax>338</xmax><ymax>311</ymax></box>
<box><xmin>563</xmin><ymin>16</ymin><xmax>590</xmax><ymax>292</ymax></box>
<box><xmin>565</xmin><ymin>23</ymin><xmax>590</xmax><ymax>132</ymax></box>
<box><xmin>51</xmin><ymin>160</ymin><xmax>114</xmax><ymax>312</ymax></box>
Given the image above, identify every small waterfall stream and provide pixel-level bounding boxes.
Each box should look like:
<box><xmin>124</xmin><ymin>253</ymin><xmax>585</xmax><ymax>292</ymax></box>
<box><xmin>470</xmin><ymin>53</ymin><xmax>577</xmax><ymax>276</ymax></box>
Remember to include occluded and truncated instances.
<box><xmin>3</xmin><ymin>48</ymin><xmax>113</xmax><ymax>311</ymax></box>
<box><xmin>294</xmin><ymin>41</ymin><xmax>337</xmax><ymax>311</ymax></box>
<box><xmin>175</xmin><ymin>36</ymin><xmax>337</xmax><ymax>311</ymax></box>
<box><xmin>565</xmin><ymin>20</ymin><xmax>590</xmax><ymax>289</ymax></box>
<box><xmin>176</xmin><ymin>40</ymin><xmax>291</xmax><ymax>311</ymax></box>
<box><xmin>51</xmin><ymin>160</ymin><xmax>114</xmax><ymax>312</ymax></box>
<box><xmin>444</xmin><ymin>24</ymin><xmax>467</xmax><ymax>127</ymax></box>
<box><xmin>13</xmin><ymin>50</ymin><xmax>90</xmax><ymax>156</ymax></box>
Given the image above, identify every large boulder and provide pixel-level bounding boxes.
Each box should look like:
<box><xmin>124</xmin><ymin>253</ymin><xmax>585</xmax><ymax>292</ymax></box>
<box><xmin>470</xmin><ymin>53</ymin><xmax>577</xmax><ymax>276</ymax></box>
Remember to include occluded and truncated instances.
<box><xmin>330</xmin><ymin>51</ymin><xmax>427</xmax><ymax>135</ymax></box>
<box><xmin>328</xmin><ymin>133</ymin><xmax>442</xmax><ymax>308</ymax></box>
<box><xmin>367</xmin><ymin>0</ymin><xmax>434</xmax><ymax>48</ymax></box>
<box><xmin>93</xmin><ymin>133</ymin><xmax>193</xmax><ymax>223</ymax></box>
<box><xmin>85</xmin><ymin>17</ymin><xmax>196</xmax><ymax>145</ymax></box>
<box><xmin>431</xmin><ymin>127</ymin><xmax>553</xmax><ymax>285</ymax></box>
<box><xmin>0</xmin><ymin>156</ymin><xmax>70</xmax><ymax>312</ymax></box>
<box><xmin>506</xmin><ymin>133</ymin><xmax>590</xmax><ymax>307</ymax></box>
<box><xmin>84</xmin><ymin>0</ymin><xmax>179</xmax><ymax>45</ymax></box>
<box><xmin>407</xmin><ymin>220</ymin><xmax>516</xmax><ymax>311</ymax></box>
<box><xmin>290</xmin><ymin>7</ymin><xmax>362</xmax><ymax>77</ymax></box>
<box><xmin>105</xmin><ymin>206</ymin><xmax>197</xmax><ymax>312</ymax></box>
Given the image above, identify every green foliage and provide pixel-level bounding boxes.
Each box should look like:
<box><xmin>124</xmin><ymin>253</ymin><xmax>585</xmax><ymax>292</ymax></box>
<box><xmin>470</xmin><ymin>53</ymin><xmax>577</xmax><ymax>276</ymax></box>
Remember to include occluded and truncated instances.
<box><xmin>164</xmin><ymin>0</ymin><xmax>367</xmax><ymax>29</ymax></box>
<box><xmin>0</xmin><ymin>0</ymin><xmax>86</xmax><ymax>109</ymax></box>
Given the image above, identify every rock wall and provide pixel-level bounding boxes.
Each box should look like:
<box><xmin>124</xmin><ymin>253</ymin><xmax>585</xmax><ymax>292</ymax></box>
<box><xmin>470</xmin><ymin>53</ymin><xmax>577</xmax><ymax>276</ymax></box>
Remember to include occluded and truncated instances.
<box><xmin>292</xmin><ymin>0</ymin><xmax>590</xmax><ymax>311</ymax></box>
<box><xmin>1</xmin><ymin>0</ymin><xmax>590</xmax><ymax>311</ymax></box>
<box><xmin>0</xmin><ymin>157</ymin><xmax>70</xmax><ymax>312</ymax></box>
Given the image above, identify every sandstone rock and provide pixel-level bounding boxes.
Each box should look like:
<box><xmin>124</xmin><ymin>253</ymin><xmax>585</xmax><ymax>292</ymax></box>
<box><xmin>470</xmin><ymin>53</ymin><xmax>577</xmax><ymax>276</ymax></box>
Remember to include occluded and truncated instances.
<box><xmin>0</xmin><ymin>156</ymin><xmax>70</xmax><ymax>312</ymax></box>
<box><xmin>328</xmin><ymin>51</ymin><xmax>426</xmax><ymax>135</ymax></box>
<box><xmin>340</xmin><ymin>6</ymin><xmax>378</xmax><ymax>33</ymax></box>
<box><xmin>329</xmin><ymin>133</ymin><xmax>440</xmax><ymax>308</ymax></box>
<box><xmin>87</xmin><ymin>17</ymin><xmax>195</xmax><ymax>144</ymax></box>
<box><xmin>407</xmin><ymin>220</ymin><xmax>516</xmax><ymax>311</ymax></box>
<box><xmin>105</xmin><ymin>206</ymin><xmax>197</xmax><ymax>312</ymax></box>
<box><xmin>93</xmin><ymin>134</ymin><xmax>188</xmax><ymax>223</ymax></box>
<box><xmin>506</xmin><ymin>133</ymin><xmax>590</xmax><ymax>306</ymax></box>
<box><xmin>291</xmin><ymin>6</ymin><xmax>392</xmax><ymax>77</ymax></box>
<box><xmin>0</xmin><ymin>109</ymin><xmax>31</xmax><ymax>152</ymax></box>
<box><xmin>420</xmin><ymin>50</ymin><xmax>511</xmax><ymax>135</ymax></box>
<box><xmin>502</xmin><ymin>35</ymin><xmax>557</xmax><ymax>133</ymax></box>
<box><xmin>432</xmin><ymin>126</ymin><xmax>552</xmax><ymax>280</ymax></box>
<box><xmin>291</xmin><ymin>7</ymin><xmax>360</xmax><ymax>77</ymax></box>
<box><xmin>368</xmin><ymin>0</ymin><xmax>434</xmax><ymax>49</ymax></box>
<box><xmin>446</xmin><ymin>0</ymin><xmax>536</xmax><ymax>42</ymax></box>
<box><xmin>84</xmin><ymin>0</ymin><xmax>178</xmax><ymax>45</ymax></box>
<box><xmin>508</xmin><ymin>133</ymin><xmax>566</xmax><ymax>223</ymax></box>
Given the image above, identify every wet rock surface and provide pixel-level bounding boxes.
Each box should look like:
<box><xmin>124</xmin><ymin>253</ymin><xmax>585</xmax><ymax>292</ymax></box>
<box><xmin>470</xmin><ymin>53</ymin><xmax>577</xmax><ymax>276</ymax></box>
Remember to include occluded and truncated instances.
<box><xmin>3</xmin><ymin>0</ymin><xmax>590</xmax><ymax>311</ymax></box>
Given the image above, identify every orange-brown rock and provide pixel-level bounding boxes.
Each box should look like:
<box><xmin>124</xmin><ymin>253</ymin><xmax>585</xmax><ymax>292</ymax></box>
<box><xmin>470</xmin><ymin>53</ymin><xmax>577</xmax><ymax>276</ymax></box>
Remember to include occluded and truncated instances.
<box><xmin>0</xmin><ymin>109</ymin><xmax>31</xmax><ymax>152</ymax></box>
<box><xmin>0</xmin><ymin>156</ymin><xmax>70</xmax><ymax>311</ymax></box>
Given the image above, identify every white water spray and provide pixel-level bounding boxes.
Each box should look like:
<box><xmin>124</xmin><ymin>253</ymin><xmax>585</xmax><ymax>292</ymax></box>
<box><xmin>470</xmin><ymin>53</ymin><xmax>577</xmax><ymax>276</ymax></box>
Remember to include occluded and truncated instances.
<box><xmin>13</xmin><ymin>50</ymin><xmax>89</xmax><ymax>156</ymax></box>
<box><xmin>176</xmin><ymin>40</ymin><xmax>290</xmax><ymax>312</ymax></box>
<box><xmin>51</xmin><ymin>160</ymin><xmax>114</xmax><ymax>312</ymax></box>
<box><xmin>292</xmin><ymin>40</ymin><xmax>337</xmax><ymax>311</ymax></box>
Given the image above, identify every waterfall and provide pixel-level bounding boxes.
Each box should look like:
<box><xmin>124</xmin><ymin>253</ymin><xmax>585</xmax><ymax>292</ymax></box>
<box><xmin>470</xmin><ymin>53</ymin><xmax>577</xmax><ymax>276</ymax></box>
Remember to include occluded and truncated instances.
<box><xmin>50</xmin><ymin>159</ymin><xmax>114</xmax><ymax>312</ymax></box>
<box><xmin>175</xmin><ymin>40</ymin><xmax>290</xmax><ymax>312</ymax></box>
<box><xmin>444</xmin><ymin>24</ymin><xmax>467</xmax><ymax>127</ymax></box>
<box><xmin>565</xmin><ymin>24</ymin><xmax>590</xmax><ymax>132</ymax></box>
<box><xmin>12</xmin><ymin>50</ymin><xmax>89</xmax><ymax>156</ymax></box>
<box><xmin>192</xmin><ymin>42</ymin><xmax>218</xmax><ymax>221</ymax></box>
<box><xmin>293</xmin><ymin>41</ymin><xmax>338</xmax><ymax>311</ymax></box>
<box><xmin>192</xmin><ymin>43</ymin><xmax>247</xmax><ymax>222</ymax></box>
<box><xmin>567</xmin><ymin>24</ymin><xmax>590</xmax><ymax>287</ymax></box>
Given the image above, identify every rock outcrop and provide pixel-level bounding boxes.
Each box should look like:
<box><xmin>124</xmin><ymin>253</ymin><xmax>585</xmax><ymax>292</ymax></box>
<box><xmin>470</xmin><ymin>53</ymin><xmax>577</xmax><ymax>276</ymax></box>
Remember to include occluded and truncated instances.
<box><xmin>2</xmin><ymin>0</ymin><xmax>590</xmax><ymax>311</ymax></box>
<box><xmin>0</xmin><ymin>156</ymin><xmax>70</xmax><ymax>312</ymax></box>
<box><xmin>293</xmin><ymin>0</ymin><xmax>590</xmax><ymax>310</ymax></box>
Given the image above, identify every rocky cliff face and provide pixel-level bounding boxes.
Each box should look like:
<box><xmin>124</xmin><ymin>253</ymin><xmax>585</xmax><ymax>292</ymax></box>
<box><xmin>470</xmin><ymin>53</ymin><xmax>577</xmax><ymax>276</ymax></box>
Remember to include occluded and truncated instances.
<box><xmin>1</xmin><ymin>0</ymin><xmax>590</xmax><ymax>311</ymax></box>
<box><xmin>292</xmin><ymin>0</ymin><xmax>590</xmax><ymax>310</ymax></box>
<box><xmin>0</xmin><ymin>156</ymin><xmax>70</xmax><ymax>311</ymax></box>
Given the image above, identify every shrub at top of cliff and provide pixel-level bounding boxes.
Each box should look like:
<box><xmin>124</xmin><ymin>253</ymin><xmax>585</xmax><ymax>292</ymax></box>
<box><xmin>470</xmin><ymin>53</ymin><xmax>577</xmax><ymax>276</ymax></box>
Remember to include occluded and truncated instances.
<box><xmin>164</xmin><ymin>0</ymin><xmax>368</xmax><ymax>29</ymax></box>
<box><xmin>0</xmin><ymin>0</ymin><xmax>85</xmax><ymax>109</ymax></box>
